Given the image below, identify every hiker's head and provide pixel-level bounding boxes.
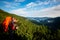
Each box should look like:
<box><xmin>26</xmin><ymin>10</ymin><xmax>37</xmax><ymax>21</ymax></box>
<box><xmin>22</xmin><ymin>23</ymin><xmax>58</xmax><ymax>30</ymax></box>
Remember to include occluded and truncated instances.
<box><xmin>11</xmin><ymin>17</ymin><xmax>18</xmax><ymax>23</ymax></box>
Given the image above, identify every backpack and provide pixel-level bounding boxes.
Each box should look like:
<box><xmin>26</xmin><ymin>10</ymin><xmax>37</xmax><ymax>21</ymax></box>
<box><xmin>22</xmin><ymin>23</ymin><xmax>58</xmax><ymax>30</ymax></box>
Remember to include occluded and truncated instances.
<box><xmin>2</xmin><ymin>16</ymin><xmax>12</xmax><ymax>32</ymax></box>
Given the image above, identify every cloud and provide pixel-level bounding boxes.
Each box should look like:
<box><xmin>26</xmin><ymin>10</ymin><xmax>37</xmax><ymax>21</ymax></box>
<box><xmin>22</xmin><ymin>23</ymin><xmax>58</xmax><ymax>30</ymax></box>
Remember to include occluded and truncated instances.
<box><xmin>26</xmin><ymin>0</ymin><xmax>59</xmax><ymax>9</ymax></box>
<box><xmin>25</xmin><ymin>1</ymin><xmax>51</xmax><ymax>11</ymax></box>
<box><xmin>26</xmin><ymin>1</ymin><xmax>50</xmax><ymax>8</ymax></box>
<box><xmin>55</xmin><ymin>0</ymin><xmax>60</xmax><ymax>2</ymax></box>
<box><xmin>14</xmin><ymin>0</ymin><xmax>25</xmax><ymax>2</ymax></box>
<box><xmin>34</xmin><ymin>5</ymin><xmax>60</xmax><ymax>17</ymax></box>
<box><xmin>10</xmin><ymin>4</ymin><xmax>60</xmax><ymax>17</ymax></box>
<box><xmin>41</xmin><ymin>4</ymin><xmax>60</xmax><ymax>11</ymax></box>
<box><xmin>9</xmin><ymin>0</ymin><xmax>60</xmax><ymax>17</ymax></box>
<box><xmin>30</xmin><ymin>5</ymin><xmax>60</xmax><ymax>17</ymax></box>
<box><xmin>53</xmin><ymin>5</ymin><xmax>60</xmax><ymax>11</ymax></box>
<box><xmin>3</xmin><ymin>1</ymin><xmax>10</xmax><ymax>4</ymax></box>
<box><xmin>3</xmin><ymin>1</ymin><xmax>20</xmax><ymax>8</ymax></box>
<box><xmin>26</xmin><ymin>2</ymin><xmax>37</xmax><ymax>8</ymax></box>
<box><xmin>10</xmin><ymin>8</ymin><xmax>30</xmax><ymax>16</ymax></box>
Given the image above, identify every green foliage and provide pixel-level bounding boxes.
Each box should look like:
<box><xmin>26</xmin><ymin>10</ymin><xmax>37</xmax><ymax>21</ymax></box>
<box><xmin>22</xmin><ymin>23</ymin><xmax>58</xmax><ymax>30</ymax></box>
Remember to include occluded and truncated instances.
<box><xmin>0</xmin><ymin>9</ymin><xmax>60</xmax><ymax>40</ymax></box>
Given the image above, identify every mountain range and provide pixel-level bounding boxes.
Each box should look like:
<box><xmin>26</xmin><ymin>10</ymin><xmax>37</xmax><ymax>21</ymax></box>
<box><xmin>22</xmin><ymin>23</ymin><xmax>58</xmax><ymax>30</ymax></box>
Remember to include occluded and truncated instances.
<box><xmin>27</xmin><ymin>17</ymin><xmax>60</xmax><ymax>30</ymax></box>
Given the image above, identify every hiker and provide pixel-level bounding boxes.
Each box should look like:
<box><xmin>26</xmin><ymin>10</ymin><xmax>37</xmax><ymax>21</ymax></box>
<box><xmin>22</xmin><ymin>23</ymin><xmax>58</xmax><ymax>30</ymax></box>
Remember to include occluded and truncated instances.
<box><xmin>2</xmin><ymin>16</ymin><xmax>18</xmax><ymax>32</ymax></box>
<box><xmin>8</xmin><ymin>17</ymin><xmax>19</xmax><ymax>40</ymax></box>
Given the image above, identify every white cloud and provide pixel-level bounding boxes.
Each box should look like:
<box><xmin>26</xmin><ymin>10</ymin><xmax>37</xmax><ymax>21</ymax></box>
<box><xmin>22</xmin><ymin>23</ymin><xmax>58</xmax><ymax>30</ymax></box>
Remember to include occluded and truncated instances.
<box><xmin>30</xmin><ymin>5</ymin><xmax>60</xmax><ymax>17</ymax></box>
<box><xmin>35</xmin><ymin>5</ymin><xmax>60</xmax><ymax>17</ymax></box>
<box><xmin>26</xmin><ymin>2</ymin><xmax>37</xmax><ymax>8</ymax></box>
<box><xmin>53</xmin><ymin>5</ymin><xmax>60</xmax><ymax>11</ymax></box>
<box><xmin>44</xmin><ymin>1</ymin><xmax>50</xmax><ymax>5</ymax></box>
<box><xmin>10</xmin><ymin>4</ymin><xmax>60</xmax><ymax>17</ymax></box>
<box><xmin>26</xmin><ymin>0</ymin><xmax>54</xmax><ymax>9</ymax></box>
<box><xmin>5</xmin><ymin>5</ymin><xmax>12</xmax><ymax>8</ymax></box>
<box><xmin>25</xmin><ymin>1</ymin><xmax>50</xmax><ymax>10</ymax></box>
<box><xmin>3</xmin><ymin>1</ymin><xmax>10</xmax><ymax>4</ymax></box>
<box><xmin>10</xmin><ymin>8</ymin><xmax>29</xmax><ymax>16</ymax></box>
<box><xmin>45</xmin><ymin>5</ymin><xmax>60</xmax><ymax>11</ymax></box>
<box><xmin>3</xmin><ymin>1</ymin><xmax>20</xmax><ymax>8</ymax></box>
<box><xmin>9</xmin><ymin>0</ymin><xmax>60</xmax><ymax>17</ymax></box>
<box><xmin>54</xmin><ymin>0</ymin><xmax>60</xmax><ymax>2</ymax></box>
<box><xmin>26</xmin><ymin>1</ymin><xmax>50</xmax><ymax>7</ymax></box>
<box><xmin>14</xmin><ymin>0</ymin><xmax>25</xmax><ymax>2</ymax></box>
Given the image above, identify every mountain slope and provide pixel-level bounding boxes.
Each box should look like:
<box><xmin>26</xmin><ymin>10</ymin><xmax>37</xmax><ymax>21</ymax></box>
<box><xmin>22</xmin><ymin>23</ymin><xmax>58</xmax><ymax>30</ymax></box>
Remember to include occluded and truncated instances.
<box><xmin>0</xmin><ymin>9</ymin><xmax>60</xmax><ymax>40</ymax></box>
<box><xmin>0</xmin><ymin>9</ymin><xmax>48</xmax><ymax>40</ymax></box>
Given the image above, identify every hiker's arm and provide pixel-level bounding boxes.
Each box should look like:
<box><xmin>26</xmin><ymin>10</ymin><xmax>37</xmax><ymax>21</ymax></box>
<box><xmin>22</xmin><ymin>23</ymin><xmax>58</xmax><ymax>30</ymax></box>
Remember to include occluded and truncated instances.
<box><xmin>14</xmin><ymin>24</ymin><xmax>19</xmax><ymax>30</ymax></box>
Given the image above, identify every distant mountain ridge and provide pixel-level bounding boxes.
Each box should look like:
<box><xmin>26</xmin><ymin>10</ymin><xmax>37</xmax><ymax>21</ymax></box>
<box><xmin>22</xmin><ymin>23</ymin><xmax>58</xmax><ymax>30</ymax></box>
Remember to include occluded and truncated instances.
<box><xmin>27</xmin><ymin>17</ymin><xmax>60</xmax><ymax>30</ymax></box>
<box><xmin>27</xmin><ymin>17</ymin><xmax>60</xmax><ymax>24</ymax></box>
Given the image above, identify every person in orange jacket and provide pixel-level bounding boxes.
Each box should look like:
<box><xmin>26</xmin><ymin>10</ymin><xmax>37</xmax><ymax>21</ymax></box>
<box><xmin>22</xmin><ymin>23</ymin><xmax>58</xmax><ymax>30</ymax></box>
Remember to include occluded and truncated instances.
<box><xmin>2</xmin><ymin>16</ymin><xmax>18</xmax><ymax>32</ymax></box>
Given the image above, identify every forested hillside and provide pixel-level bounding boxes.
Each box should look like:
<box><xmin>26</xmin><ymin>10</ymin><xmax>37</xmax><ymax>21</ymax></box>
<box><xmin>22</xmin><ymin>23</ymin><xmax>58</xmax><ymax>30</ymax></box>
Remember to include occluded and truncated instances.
<box><xmin>0</xmin><ymin>9</ymin><xmax>60</xmax><ymax>40</ymax></box>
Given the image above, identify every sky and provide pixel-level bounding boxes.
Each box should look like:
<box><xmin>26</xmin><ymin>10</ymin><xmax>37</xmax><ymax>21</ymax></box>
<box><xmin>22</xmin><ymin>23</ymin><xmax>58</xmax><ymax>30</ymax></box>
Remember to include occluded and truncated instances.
<box><xmin>0</xmin><ymin>0</ymin><xmax>60</xmax><ymax>17</ymax></box>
